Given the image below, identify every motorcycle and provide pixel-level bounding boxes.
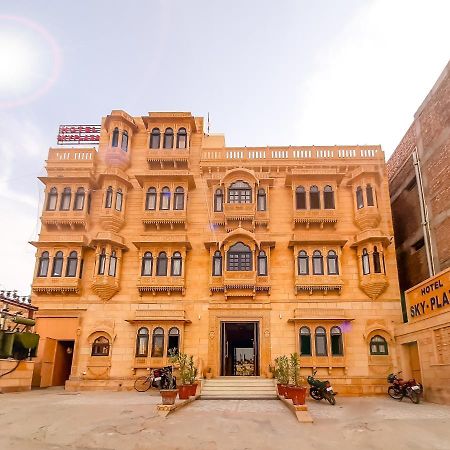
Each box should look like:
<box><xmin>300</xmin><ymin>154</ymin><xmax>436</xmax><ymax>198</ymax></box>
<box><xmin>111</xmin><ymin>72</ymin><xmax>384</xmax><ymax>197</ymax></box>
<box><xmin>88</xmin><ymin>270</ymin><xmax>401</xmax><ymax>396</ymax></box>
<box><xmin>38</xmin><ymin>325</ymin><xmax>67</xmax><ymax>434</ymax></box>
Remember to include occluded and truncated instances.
<box><xmin>387</xmin><ymin>372</ymin><xmax>423</xmax><ymax>404</ymax></box>
<box><xmin>307</xmin><ymin>369</ymin><xmax>337</xmax><ymax>405</ymax></box>
<box><xmin>134</xmin><ymin>366</ymin><xmax>177</xmax><ymax>392</ymax></box>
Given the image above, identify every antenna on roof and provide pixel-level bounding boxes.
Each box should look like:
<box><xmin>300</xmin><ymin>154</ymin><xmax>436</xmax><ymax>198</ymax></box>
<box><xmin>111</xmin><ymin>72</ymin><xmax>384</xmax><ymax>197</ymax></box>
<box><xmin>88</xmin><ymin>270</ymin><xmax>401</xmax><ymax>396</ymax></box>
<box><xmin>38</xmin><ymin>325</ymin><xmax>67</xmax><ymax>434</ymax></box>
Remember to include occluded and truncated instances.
<box><xmin>207</xmin><ymin>112</ymin><xmax>210</xmax><ymax>135</ymax></box>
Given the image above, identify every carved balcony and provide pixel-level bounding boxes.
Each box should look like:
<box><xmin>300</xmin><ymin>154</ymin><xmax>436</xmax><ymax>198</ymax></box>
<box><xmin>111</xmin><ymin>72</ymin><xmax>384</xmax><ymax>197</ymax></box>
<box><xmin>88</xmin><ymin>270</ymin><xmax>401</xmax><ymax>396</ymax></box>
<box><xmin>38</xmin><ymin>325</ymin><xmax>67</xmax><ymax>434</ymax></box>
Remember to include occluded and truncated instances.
<box><xmin>359</xmin><ymin>273</ymin><xmax>389</xmax><ymax>300</ymax></box>
<box><xmin>137</xmin><ymin>276</ymin><xmax>186</xmax><ymax>295</ymax></box>
<box><xmin>99</xmin><ymin>208</ymin><xmax>125</xmax><ymax>232</ymax></box>
<box><xmin>294</xmin><ymin>275</ymin><xmax>344</xmax><ymax>295</ymax></box>
<box><xmin>91</xmin><ymin>274</ymin><xmax>120</xmax><ymax>301</ymax></box>
<box><xmin>147</xmin><ymin>149</ymin><xmax>190</xmax><ymax>169</ymax></box>
<box><xmin>209</xmin><ymin>271</ymin><xmax>270</xmax><ymax>298</ymax></box>
<box><xmin>293</xmin><ymin>209</ymin><xmax>338</xmax><ymax>228</ymax></box>
<box><xmin>32</xmin><ymin>277</ymin><xmax>81</xmax><ymax>295</ymax></box>
<box><xmin>102</xmin><ymin>146</ymin><xmax>130</xmax><ymax>171</ymax></box>
<box><xmin>41</xmin><ymin>209</ymin><xmax>89</xmax><ymax>229</ymax></box>
<box><xmin>142</xmin><ymin>209</ymin><xmax>187</xmax><ymax>229</ymax></box>
<box><xmin>354</xmin><ymin>206</ymin><xmax>381</xmax><ymax>231</ymax></box>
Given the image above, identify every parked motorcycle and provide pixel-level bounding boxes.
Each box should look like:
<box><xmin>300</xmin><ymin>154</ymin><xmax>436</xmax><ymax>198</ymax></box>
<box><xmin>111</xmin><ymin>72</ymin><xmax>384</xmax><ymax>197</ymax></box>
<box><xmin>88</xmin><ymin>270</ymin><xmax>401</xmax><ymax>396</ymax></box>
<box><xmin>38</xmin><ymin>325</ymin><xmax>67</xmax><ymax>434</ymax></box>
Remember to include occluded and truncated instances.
<box><xmin>387</xmin><ymin>372</ymin><xmax>422</xmax><ymax>404</ymax></box>
<box><xmin>134</xmin><ymin>366</ymin><xmax>177</xmax><ymax>392</ymax></box>
<box><xmin>307</xmin><ymin>370</ymin><xmax>337</xmax><ymax>405</ymax></box>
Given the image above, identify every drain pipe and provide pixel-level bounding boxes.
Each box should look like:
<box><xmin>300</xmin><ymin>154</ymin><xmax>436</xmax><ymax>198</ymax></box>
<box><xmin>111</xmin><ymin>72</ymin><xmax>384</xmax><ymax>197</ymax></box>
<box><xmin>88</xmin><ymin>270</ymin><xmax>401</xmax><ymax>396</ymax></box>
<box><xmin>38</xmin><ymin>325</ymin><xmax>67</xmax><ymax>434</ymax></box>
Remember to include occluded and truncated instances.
<box><xmin>412</xmin><ymin>148</ymin><xmax>436</xmax><ymax>277</ymax></box>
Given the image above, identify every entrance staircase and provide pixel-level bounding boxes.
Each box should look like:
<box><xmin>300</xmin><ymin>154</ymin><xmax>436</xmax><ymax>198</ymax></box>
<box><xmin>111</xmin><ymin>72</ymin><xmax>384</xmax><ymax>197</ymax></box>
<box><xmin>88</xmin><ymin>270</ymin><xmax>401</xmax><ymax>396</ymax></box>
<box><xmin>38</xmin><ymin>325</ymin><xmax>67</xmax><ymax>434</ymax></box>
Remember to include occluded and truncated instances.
<box><xmin>200</xmin><ymin>377</ymin><xmax>277</xmax><ymax>399</ymax></box>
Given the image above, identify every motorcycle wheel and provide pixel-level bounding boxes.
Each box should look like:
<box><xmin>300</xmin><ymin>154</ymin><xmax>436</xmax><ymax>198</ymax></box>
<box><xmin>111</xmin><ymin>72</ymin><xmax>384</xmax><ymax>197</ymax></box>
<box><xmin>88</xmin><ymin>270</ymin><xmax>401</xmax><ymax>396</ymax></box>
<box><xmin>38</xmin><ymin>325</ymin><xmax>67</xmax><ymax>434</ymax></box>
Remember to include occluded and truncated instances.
<box><xmin>324</xmin><ymin>391</ymin><xmax>336</xmax><ymax>405</ymax></box>
<box><xmin>309</xmin><ymin>388</ymin><xmax>322</xmax><ymax>401</ymax></box>
<box><xmin>134</xmin><ymin>376</ymin><xmax>151</xmax><ymax>392</ymax></box>
<box><xmin>409</xmin><ymin>390</ymin><xmax>420</xmax><ymax>404</ymax></box>
<box><xmin>388</xmin><ymin>386</ymin><xmax>403</xmax><ymax>400</ymax></box>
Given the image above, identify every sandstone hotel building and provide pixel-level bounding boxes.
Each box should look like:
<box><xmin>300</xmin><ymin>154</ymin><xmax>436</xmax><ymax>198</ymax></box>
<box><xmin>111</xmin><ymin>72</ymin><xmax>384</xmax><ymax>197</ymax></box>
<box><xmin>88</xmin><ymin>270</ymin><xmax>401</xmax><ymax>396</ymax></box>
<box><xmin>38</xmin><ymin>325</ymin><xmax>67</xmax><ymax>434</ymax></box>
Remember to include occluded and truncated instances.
<box><xmin>31</xmin><ymin>110</ymin><xmax>402</xmax><ymax>393</ymax></box>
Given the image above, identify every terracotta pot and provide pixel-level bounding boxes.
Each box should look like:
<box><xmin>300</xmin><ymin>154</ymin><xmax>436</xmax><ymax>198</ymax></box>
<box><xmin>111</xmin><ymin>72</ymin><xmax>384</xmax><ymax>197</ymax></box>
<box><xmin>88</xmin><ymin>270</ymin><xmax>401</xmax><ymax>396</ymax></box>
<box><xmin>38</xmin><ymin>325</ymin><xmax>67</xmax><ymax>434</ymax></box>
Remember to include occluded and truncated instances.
<box><xmin>189</xmin><ymin>383</ymin><xmax>198</xmax><ymax>397</ymax></box>
<box><xmin>277</xmin><ymin>383</ymin><xmax>287</xmax><ymax>396</ymax></box>
<box><xmin>290</xmin><ymin>386</ymin><xmax>307</xmax><ymax>405</ymax></box>
<box><xmin>160</xmin><ymin>389</ymin><xmax>178</xmax><ymax>405</ymax></box>
<box><xmin>178</xmin><ymin>385</ymin><xmax>190</xmax><ymax>400</ymax></box>
<box><xmin>284</xmin><ymin>385</ymin><xmax>293</xmax><ymax>399</ymax></box>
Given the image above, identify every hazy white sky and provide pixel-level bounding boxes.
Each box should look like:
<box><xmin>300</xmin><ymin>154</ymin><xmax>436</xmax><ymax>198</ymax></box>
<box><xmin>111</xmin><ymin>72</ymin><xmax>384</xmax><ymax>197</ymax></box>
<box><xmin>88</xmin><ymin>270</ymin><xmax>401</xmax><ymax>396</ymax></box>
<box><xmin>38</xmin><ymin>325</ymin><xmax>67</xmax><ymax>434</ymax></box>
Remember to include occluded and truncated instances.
<box><xmin>0</xmin><ymin>0</ymin><xmax>449</xmax><ymax>294</ymax></box>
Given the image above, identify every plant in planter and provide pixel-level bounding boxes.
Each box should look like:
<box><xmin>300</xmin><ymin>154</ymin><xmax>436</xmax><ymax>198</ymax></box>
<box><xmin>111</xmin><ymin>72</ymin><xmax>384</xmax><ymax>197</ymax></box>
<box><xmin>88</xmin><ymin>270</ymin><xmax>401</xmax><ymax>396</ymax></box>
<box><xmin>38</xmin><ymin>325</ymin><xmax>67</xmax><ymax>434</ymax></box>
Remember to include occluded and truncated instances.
<box><xmin>158</xmin><ymin>365</ymin><xmax>178</xmax><ymax>405</ymax></box>
<box><xmin>274</xmin><ymin>356</ymin><xmax>289</xmax><ymax>397</ymax></box>
<box><xmin>287</xmin><ymin>352</ymin><xmax>306</xmax><ymax>405</ymax></box>
<box><xmin>170</xmin><ymin>350</ymin><xmax>190</xmax><ymax>400</ymax></box>
<box><xmin>187</xmin><ymin>355</ymin><xmax>198</xmax><ymax>397</ymax></box>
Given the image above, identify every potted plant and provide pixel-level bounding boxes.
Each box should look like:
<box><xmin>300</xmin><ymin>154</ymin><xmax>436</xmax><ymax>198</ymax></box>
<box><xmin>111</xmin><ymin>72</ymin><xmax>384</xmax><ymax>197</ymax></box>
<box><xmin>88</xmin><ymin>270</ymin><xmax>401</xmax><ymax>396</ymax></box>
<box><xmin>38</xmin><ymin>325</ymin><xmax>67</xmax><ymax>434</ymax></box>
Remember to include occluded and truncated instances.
<box><xmin>170</xmin><ymin>350</ymin><xmax>191</xmax><ymax>400</ymax></box>
<box><xmin>274</xmin><ymin>356</ymin><xmax>289</xmax><ymax>397</ymax></box>
<box><xmin>159</xmin><ymin>365</ymin><xmax>178</xmax><ymax>405</ymax></box>
<box><xmin>187</xmin><ymin>355</ymin><xmax>198</xmax><ymax>397</ymax></box>
<box><xmin>287</xmin><ymin>352</ymin><xmax>306</xmax><ymax>405</ymax></box>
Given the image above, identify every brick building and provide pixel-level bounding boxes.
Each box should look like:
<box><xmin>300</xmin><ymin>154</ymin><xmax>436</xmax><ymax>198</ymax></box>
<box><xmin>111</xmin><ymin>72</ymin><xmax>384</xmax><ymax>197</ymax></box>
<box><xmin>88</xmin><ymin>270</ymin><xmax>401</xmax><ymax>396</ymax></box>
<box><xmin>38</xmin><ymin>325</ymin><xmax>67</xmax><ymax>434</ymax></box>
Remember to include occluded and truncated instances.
<box><xmin>30</xmin><ymin>110</ymin><xmax>402</xmax><ymax>394</ymax></box>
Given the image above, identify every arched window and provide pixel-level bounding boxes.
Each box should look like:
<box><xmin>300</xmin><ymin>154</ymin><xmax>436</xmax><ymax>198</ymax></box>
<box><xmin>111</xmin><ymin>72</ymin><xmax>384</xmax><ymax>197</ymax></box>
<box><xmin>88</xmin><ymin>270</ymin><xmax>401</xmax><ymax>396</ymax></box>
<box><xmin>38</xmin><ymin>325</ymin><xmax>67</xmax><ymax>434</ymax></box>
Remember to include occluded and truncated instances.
<box><xmin>228</xmin><ymin>180</ymin><xmax>252</xmax><ymax>204</ymax></box>
<box><xmin>150</xmin><ymin>128</ymin><xmax>161</xmax><ymax>149</ymax></box>
<box><xmin>146</xmin><ymin>187</ymin><xmax>157</xmax><ymax>210</ymax></box>
<box><xmin>46</xmin><ymin>187</ymin><xmax>58</xmax><ymax>211</ymax></box>
<box><xmin>108</xmin><ymin>251</ymin><xmax>117</xmax><ymax>276</ymax></box>
<box><xmin>105</xmin><ymin>186</ymin><xmax>113</xmax><ymax>208</ymax></box>
<box><xmin>296</xmin><ymin>186</ymin><xmax>306</xmax><ymax>209</ymax></box>
<box><xmin>257</xmin><ymin>250</ymin><xmax>268</xmax><ymax>276</ymax></box>
<box><xmin>115</xmin><ymin>189</ymin><xmax>123</xmax><ymax>211</ymax></box>
<box><xmin>168</xmin><ymin>327</ymin><xmax>180</xmax><ymax>355</ymax></box>
<box><xmin>66</xmin><ymin>251</ymin><xmax>78</xmax><ymax>277</ymax></box>
<box><xmin>327</xmin><ymin>250</ymin><xmax>339</xmax><ymax>275</ymax></box>
<box><xmin>366</xmin><ymin>185</ymin><xmax>375</xmax><ymax>206</ymax></box>
<box><xmin>298</xmin><ymin>250</ymin><xmax>309</xmax><ymax>275</ymax></box>
<box><xmin>362</xmin><ymin>248</ymin><xmax>370</xmax><ymax>275</ymax></box>
<box><xmin>370</xmin><ymin>335</ymin><xmax>388</xmax><ymax>355</ymax></box>
<box><xmin>227</xmin><ymin>242</ymin><xmax>252</xmax><ymax>271</ymax></box>
<box><xmin>312</xmin><ymin>250</ymin><xmax>324</xmax><ymax>275</ymax></box>
<box><xmin>141</xmin><ymin>252</ymin><xmax>153</xmax><ymax>276</ymax></box>
<box><xmin>92</xmin><ymin>336</ymin><xmax>110</xmax><ymax>356</ymax></box>
<box><xmin>299</xmin><ymin>327</ymin><xmax>311</xmax><ymax>356</ymax></box>
<box><xmin>331</xmin><ymin>326</ymin><xmax>343</xmax><ymax>356</ymax></box>
<box><xmin>156</xmin><ymin>252</ymin><xmax>168</xmax><ymax>276</ymax></box>
<box><xmin>323</xmin><ymin>185</ymin><xmax>335</xmax><ymax>209</ymax></box>
<box><xmin>176</xmin><ymin>127</ymin><xmax>187</xmax><ymax>149</ymax></box>
<box><xmin>37</xmin><ymin>251</ymin><xmax>49</xmax><ymax>277</ymax></box>
<box><xmin>214</xmin><ymin>189</ymin><xmax>223</xmax><ymax>212</ymax></box>
<box><xmin>136</xmin><ymin>327</ymin><xmax>149</xmax><ymax>357</ymax></box>
<box><xmin>160</xmin><ymin>187</ymin><xmax>170</xmax><ymax>210</ymax></box>
<box><xmin>111</xmin><ymin>127</ymin><xmax>119</xmax><ymax>147</ymax></box>
<box><xmin>151</xmin><ymin>327</ymin><xmax>164</xmax><ymax>357</ymax></box>
<box><xmin>98</xmin><ymin>248</ymin><xmax>106</xmax><ymax>275</ymax></box>
<box><xmin>356</xmin><ymin>186</ymin><xmax>364</xmax><ymax>209</ymax></box>
<box><xmin>52</xmin><ymin>251</ymin><xmax>64</xmax><ymax>277</ymax></box>
<box><xmin>171</xmin><ymin>252</ymin><xmax>182</xmax><ymax>276</ymax></box>
<box><xmin>121</xmin><ymin>130</ymin><xmax>129</xmax><ymax>152</ymax></box>
<box><xmin>73</xmin><ymin>187</ymin><xmax>85</xmax><ymax>211</ymax></box>
<box><xmin>373</xmin><ymin>246</ymin><xmax>382</xmax><ymax>273</ymax></box>
<box><xmin>163</xmin><ymin>128</ymin><xmax>174</xmax><ymax>149</ymax></box>
<box><xmin>257</xmin><ymin>188</ymin><xmax>266</xmax><ymax>211</ymax></box>
<box><xmin>310</xmin><ymin>186</ymin><xmax>320</xmax><ymax>209</ymax></box>
<box><xmin>212</xmin><ymin>250</ymin><xmax>222</xmax><ymax>276</ymax></box>
<box><xmin>315</xmin><ymin>327</ymin><xmax>327</xmax><ymax>356</ymax></box>
<box><xmin>60</xmin><ymin>187</ymin><xmax>71</xmax><ymax>211</ymax></box>
<box><xmin>174</xmin><ymin>187</ymin><xmax>185</xmax><ymax>210</ymax></box>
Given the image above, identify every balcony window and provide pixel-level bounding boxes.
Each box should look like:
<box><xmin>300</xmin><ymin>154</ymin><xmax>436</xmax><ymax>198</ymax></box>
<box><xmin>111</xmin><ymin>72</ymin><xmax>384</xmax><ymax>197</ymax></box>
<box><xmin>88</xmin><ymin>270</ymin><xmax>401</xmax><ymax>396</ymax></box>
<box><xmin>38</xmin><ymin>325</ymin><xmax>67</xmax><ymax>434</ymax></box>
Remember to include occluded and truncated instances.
<box><xmin>52</xmin><ymin>251</ymin><xmax>64</xmax><ymax>277</ymax></box>
<box><xmin>121</xmin><ymin>131</ymin><xmax>129</xmax><ymax>152</ymax></box>
<box><xmin>366</xmin><ymin>185</ymin><xmax>375</xmax><ymax>206</ymax></box>
<box><xmin>60</xmin><ymin>187</ymin><xmax>71</xmax><ymax>211</ymax></box>
<box><xmin>174</xmin><ymin>187</ymin><xmax>185</xmax><ymax>210</ymax></box>
<box><xmin>156</xmin><ymin>252</ymin><xmax>168</xmax><ymax>276</ymax></box>
<box><xmin>331</xmin><ymin>326</ymin><xmax>343</xmax><ymax>356</ymax></box>
<box><xmin>98</xmin><ymin>248</ymin><xmax>106</xmax><ymax>275</ymax></box>
<box><xmin>298</xmin><ymin>250</ymin><xmax>309</xmax><ymax>275</ymax></box>
<box><xmin>362</xmin><ymin>248</ymin><xmax>370</xmax><ymax>275</ymax></box>
<box><xmin>176</xmin><ymin>127</ymin><xmax>187</xmax><ymax>149</ymax></box>
<box><xmin>373</xmin><ymin>246</ymin><xmax>382</xmax><ymax>273</ymax></box>
<box><xmin>300</xmin><ymin>327</ymin><xmax>311</xmax><ymax>356</ymax></box>
<box><xmin>312</xmin><ymin>250</ymin><xmax>324</xmax><ymax>275</ymax></box>
<box><xmin>66</xmin><ymin>251</ymin><xmax>78</xmax><ymax>277</ymax></box>
<box><xmin>115</xmin><ymin>189</ymin><xmax>123</xmax><ymax>211</ymax></box>
<box><xmin>370</xmin><ymin>335</ymin><xmax>388</xmax><ymax>355</ymax></box>
<box><xmin>327</xmin><ymin>250</ymin><xmax>339</xmax><ymax>275</ymax></box>
<box><xmin>323</xmin><ymin>185</ymin><xmax>335</xmax><ymax>209</ymax></box>
<box><xmin>212</xmin><ymin>250</ymin><xmax>222</xmax><ymax>276</ymax></box>
<box><xmin>146</xmin><ymin>187</ymin><xmax>157</xmax><ymax>210</ymax></box>
<box><xmin>150</xmin><ymin>128</ymin><xmax>160</xmax><ymax>149</ymax></box>
<box><xmin>108</xmin><ymin>251</ymin><xmax>117</xmax><ymax>276</ymax></box>
<box><xmin>151</xmin><ymin>327</ymin><xmax>164</xmax><ymax>357</ymax></box>
<box><xmin>37</xmin><ymin>251</ymin><xmax>49</xmax><ymax>277</ymax></box>
<box><xmin>168</xmin><ymin>327</ymin><xmax>180</xmax><ymax>355</ymax></box>
<box><xmin>46</xmin><ymin>187</ymin><xmax>58</xmax><ymax>211</ymax></box>
<box><xmin>227</xmin><ymin>242</ymin><xmax>252</xmax><ymax>271</ymax></box>
<box><xmin>171</xmin><ymin>252</ymin><xmax>182</xmax><ymax>276</ymax></box>
<box><xmin>74</xmin><ymin>187</ymin><xmax>85</xmax><ymax>211</ymax></box>
<box><xmin>163</xmin><ymin>128</ymin><xmax>174</xmax><ymax>149</ymax></box>
<box><xmin>257</xmin><ymin>188</ymin><xmax>266</xmax><ymax>211</ymax></box>
<box><xmin>141</xmin><ymin>252</ymin><xmax>153</xmax><ymax>276</ymax></box>
<box><xmin>315</xmin><ymin>327</ymin><xmax>327</xmax><ymax>356</ymax></box>
<box><xmin>228</xmin><ymin>180</ymin><xmax>252</xmax><ymax>204</ymax></box>
<box><xmin>105</xmin><ymin>186</ymin><xmax>113</xmax><ymax>208</ymax></box>
<box><xmin>257</xmin><ymin>250</ymin><xmax>268</xmax><ymax>275</ymax></box>
<box><xmin>214</xmin><ymin>189</ymin><xmax>223</xmax><ymax>212</ymax></box>
<box><xmin>295</xmin><ymin>186</ymin><xmax>306</xmax><ymax>210</ymax></box>
<box><xmin>92</xmin><ymin>336</ymin><xmax>110</xmax><ymax>356</ymax></box>
<box><xmin>160</xmin><ymin>187</ymin><xmax>170</xmax><ymax>210</ymax></box>
<box><xmin>111</xmin><ymin>127</ymin><xmax>119</xmax><ymax>147</ymax></box>
<box><xmin>310</xmin><ymin>186</ymin><xmax>320</xmax><ymax>209</ymax></box>
<box><xmin>356</xmin><ymin>186</ymin><xmax>364</xmax><ymax>209</ymax></box>
<box><xmin>136</xmin><ymin>327</ymin><xmax>149</xmax><ymax>357</ymax></box>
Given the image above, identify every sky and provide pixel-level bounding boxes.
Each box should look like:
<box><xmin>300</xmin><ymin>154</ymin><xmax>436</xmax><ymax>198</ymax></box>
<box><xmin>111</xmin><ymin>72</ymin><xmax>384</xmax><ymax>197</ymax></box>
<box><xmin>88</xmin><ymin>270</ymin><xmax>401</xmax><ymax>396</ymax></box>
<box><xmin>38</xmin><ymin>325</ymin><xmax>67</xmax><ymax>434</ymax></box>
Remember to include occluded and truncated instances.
<box><xmin>0</xmin><ymin>0</ymin><xmax>449</xmax><ymax>294</ymax></box>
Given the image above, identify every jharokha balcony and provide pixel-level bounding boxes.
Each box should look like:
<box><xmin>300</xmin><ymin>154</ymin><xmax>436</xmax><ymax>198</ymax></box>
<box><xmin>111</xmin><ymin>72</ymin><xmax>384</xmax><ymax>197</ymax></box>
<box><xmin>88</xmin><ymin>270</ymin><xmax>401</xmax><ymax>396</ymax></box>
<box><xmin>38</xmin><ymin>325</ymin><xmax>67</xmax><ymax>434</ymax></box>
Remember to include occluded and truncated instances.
<box><xmin>354</xmin><ymin>206</ymin><xmax>381</xmax><ymax>231</ymax></box>
<box><xmin>359</xmin><ymin>273</ymin><xmax>389</xmax><ymax>300</ymax></box>
<box><xmin>142</xmin><ymin>209</ymin><xmax>187</xmax><ymax>229</ymax></box>
<box><xmin>293</xmin><ymin>209</ymin><xmax>338</xmax><ymax>229</ymax></box>
<box><xmin>209</xmin><ymin>271</ymin><xmax>270</xmax><ymax>298</ymax></box>
<box><xmin>136</xmin><ymin>276</ymin><xmax>186</xmax><ymax>295</ymax></box>
<box><xmin>295</xmin><ymin>275</ymin><xmax>344</xmax><ymax>295</ymax></box>
<box><xmin>41</xmin><ymin>209</ymin><xmax>89</xmax><ymax>229</ymax></box>
<box><xmin>213</xmin><ymin>203</ymin><xmax>268</xmax><ymax>231</ymax></box>
<box><xmin>32</xmin><ymin>277</ymin><xmax>81</xmax><ymax>295</ymax></box>
<box><xmin>91</xmin><ymin>274</ymin><xmax>120</xmax><ymax>301</ymax></box>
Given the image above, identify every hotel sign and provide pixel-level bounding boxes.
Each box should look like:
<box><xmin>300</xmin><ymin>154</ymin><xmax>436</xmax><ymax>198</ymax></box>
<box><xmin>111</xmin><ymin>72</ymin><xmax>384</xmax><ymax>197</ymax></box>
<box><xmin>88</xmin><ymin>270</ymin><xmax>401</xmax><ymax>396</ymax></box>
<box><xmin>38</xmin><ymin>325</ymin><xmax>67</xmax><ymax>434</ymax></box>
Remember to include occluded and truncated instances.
<box><xmin>57</xmin><ymin>125</ymin><xmax>101</xmax><ymax>145</ymax></box>
<box><xmin>406</xmin><ymin>268</ymin><xmax>450</xmax><ymax>322</ymax></box>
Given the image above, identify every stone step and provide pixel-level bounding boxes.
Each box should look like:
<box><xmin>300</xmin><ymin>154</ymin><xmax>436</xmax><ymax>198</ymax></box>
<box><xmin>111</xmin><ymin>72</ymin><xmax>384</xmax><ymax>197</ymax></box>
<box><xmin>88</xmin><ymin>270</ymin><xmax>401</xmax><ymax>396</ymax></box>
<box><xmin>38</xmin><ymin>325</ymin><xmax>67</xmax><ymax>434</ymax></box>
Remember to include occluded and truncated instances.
<box><xmin>200</xmin><ymin>377</ymin><xmax>277</xmax><ymax>399</ymax></box>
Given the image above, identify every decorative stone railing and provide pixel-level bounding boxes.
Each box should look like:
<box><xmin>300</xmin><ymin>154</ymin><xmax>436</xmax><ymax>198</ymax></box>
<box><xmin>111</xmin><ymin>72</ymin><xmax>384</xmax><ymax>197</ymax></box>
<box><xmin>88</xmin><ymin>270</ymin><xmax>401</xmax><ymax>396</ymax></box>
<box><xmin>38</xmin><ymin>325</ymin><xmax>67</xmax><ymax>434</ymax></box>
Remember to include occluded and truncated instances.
<box><xmin>293</xmin><ymin>209</ymin><xmax>338</xmax><ymax>228</ymax></box>
<box><xmin>137</xmin><ymin>276</ymin><xmax>186</xmax><ymax>295</ymax></box>
<box><xmin>32</xmin><ymin>277</ymin><xmax>81</xmax><ymax>295</ymax></box>
<box><xmin>295</xmin><ymin>275</ymin><xmax>344</xmax><ymax>295</ymax></box>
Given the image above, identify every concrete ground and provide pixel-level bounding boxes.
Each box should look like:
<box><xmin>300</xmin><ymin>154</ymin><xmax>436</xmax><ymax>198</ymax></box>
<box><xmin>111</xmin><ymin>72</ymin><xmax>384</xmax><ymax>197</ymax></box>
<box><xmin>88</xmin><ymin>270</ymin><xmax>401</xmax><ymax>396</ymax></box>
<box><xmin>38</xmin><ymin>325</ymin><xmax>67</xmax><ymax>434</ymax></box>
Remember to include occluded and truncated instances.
<box><xmin>1</xmin><ymin>388</ymin><xmax>450</xmax><ymax>450</ymax></box>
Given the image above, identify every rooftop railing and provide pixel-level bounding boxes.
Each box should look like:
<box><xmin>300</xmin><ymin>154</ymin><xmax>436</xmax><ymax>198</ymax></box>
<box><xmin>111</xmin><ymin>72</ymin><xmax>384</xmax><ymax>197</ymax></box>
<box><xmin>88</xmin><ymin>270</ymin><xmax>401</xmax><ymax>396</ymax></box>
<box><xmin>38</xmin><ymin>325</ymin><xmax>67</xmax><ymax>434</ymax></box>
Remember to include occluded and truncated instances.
<box><xmin>47</xmin><ymin>148</ymin><xmax>96</xmax><ymax>162</ymax></box>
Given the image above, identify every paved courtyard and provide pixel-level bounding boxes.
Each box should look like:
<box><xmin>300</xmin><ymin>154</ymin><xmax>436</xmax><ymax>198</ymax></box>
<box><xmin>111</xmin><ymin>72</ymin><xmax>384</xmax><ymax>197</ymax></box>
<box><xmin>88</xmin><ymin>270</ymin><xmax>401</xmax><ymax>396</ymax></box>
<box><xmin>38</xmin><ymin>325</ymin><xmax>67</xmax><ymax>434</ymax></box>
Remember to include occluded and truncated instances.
<box><xmin>1</xmin><ymin>388</ymin><xmax>450</xmax><ymax>450</ymax></box>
